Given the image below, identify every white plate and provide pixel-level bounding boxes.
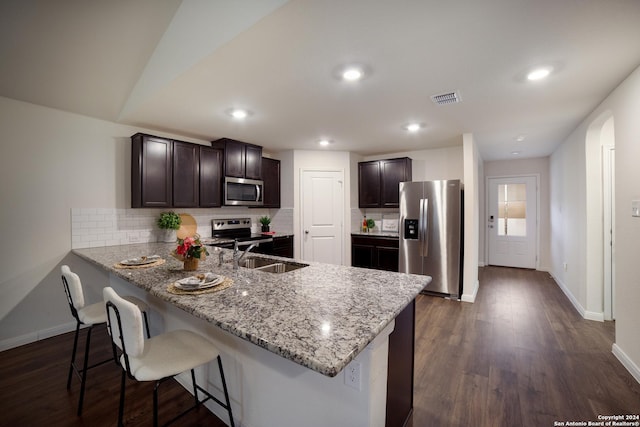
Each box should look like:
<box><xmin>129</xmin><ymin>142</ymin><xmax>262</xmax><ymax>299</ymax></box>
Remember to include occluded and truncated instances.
<box><xmin>120</xmin><ymin>255</ymin><xmax>160</xmax><ymax>266</ymax></box>
<box><xmin>175</xmin><ymin>273</ymin><xmax>224</xmax><ymax>290</ymax></box>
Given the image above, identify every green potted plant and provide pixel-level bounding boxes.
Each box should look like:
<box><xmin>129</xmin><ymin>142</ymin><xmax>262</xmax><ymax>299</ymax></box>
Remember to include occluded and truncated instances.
<box><xmin>157</xmin><ymin>211</ymin><xmax>181</xmax><ymax>242</ymax></box>
<box><xmin>366</xmin><ymin>218</ymin><xmax>376</xmax><ymax>231</ymax></box>
<box><xmin>259</xmin><ymin>216</ymin><xmax>271</xmax><ymax>232</ymax></box>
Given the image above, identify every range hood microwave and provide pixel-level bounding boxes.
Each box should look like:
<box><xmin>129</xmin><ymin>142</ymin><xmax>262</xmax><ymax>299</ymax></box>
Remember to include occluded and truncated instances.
<box><xmin>224</xmin><ymin>176</ymin><xmax>264</xmax><ymax>206</ymax></box>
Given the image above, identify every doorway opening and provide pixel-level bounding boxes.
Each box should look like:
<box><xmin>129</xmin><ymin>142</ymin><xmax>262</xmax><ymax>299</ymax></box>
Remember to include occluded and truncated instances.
<box><xmin>585</xmin><ymin>112</ymin><xmax>615</xmax><ymax>321</ymax></box>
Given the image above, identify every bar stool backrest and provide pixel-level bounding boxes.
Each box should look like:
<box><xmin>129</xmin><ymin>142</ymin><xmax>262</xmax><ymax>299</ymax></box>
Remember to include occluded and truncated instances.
<box><xmin>103</xmin><ymin>287</ymin><xmax>145</xmax><ymax>361</ymax></box>
<box><xmin>61</xmin><ymin>265</ymin><xmax>85</xmax><ymax>319</ymax></box>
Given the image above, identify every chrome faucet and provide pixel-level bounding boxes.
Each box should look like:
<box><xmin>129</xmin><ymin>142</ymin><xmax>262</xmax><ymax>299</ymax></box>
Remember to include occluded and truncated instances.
<box><xmin>233</xmin><ymin>238</ymin><xmax>273</xmax><ymax>270</ymax></box>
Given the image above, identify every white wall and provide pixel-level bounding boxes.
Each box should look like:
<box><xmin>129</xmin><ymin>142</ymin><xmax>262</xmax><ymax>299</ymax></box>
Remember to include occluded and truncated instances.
<box><xmin>550</xmin><ymin>64</ymin><xmax>640</xmax><ymax>381</ymax></box>
<box><xmin>0</xmin><ymin>96</ymin><xmax>274</xmax><ymax>348</ymax></box>
<box><xmin>482</xmin><ymin>157</ymin><xmax>550</xmax><ymax>271</ymax></box>
<box><xmin>462</xmin><ymin>134</ymin><xmax>481</xmax><ymax>302</ymax></box>
<box><xmin>363</xmin><ymin>145</ymin><xmax>464</xmax><ymax>182</ymax></box>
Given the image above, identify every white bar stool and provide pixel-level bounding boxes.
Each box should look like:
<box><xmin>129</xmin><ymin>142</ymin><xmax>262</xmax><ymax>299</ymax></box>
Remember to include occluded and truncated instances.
<box><xmin>103</xmin><ymin>286</ymin><xmax>235</xmax><ymax>427</ymax></box>
<box><xmin>61</xmin><ymin>265</ymin><xmax>151</xmax><ymax>416</ymax></box>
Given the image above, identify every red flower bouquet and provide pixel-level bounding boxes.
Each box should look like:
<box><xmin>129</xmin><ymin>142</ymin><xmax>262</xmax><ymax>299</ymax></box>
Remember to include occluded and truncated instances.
<box><xmin>171</xmin><ymin>234</ymin><xmax>208</xmax><ymax>261</ymax></box>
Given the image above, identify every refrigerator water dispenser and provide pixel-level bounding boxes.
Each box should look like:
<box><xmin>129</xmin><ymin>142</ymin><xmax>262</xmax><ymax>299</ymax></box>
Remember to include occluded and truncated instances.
<box><xmin>404</xmin><ymin>219</ymin><xmax>419</xmax><ymax>239</ymax></box>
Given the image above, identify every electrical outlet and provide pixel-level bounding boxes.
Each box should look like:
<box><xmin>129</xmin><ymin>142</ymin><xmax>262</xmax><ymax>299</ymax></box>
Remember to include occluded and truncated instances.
<box><xmin>344</xmin><ymin>361</ymin><xmax>361</xmax><ymax>390</ymax></box>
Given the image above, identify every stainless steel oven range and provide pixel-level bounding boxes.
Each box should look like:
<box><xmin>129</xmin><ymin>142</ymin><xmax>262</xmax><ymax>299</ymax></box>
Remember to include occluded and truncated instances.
<box><xmin>204</xmin><ymin>218</ymin><xmax>268</xmax><ymax>249</ymax></box>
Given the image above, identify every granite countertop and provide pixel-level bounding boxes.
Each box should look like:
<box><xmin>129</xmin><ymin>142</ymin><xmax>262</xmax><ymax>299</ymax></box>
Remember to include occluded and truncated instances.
<box><xmin>72</xmin><ymin>243</ymin><xmax>428</xmax><ymax>377</ymax></box>
<box><xmin>253</xmin><ymin>232</ymin><xmax>294</xmax><ymax>239</ymax></box>
<box><xmin>351</xmin><ymin>231</ymin><xmax>400</xmax><ymax>238</ymax></box>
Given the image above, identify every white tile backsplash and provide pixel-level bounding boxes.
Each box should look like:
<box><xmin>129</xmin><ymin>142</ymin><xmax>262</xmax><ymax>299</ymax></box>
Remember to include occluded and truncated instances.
<box><xmin>270</xmin><ymin>208</ymin><xmax>294</xmax><ymax>234</ymax></box>
<box><xmin>350</xmin><ymin>208</ymin><xmax>399</xmax><ymax>233</ymax></box>
<box><xmin>71</xmin><ymin>207</ymin><xmax>294</xmax><ymax>249</ymax></box>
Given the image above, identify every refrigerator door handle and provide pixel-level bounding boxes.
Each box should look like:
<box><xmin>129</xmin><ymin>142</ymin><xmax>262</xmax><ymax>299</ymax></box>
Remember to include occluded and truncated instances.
<box><xmin>419</xmin><ymin>198</ymin><xmax>429</xmax><ymax>257</ymax></box>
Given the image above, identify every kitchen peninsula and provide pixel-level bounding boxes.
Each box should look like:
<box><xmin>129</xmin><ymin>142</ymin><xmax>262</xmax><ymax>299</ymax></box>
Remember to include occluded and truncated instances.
<box><xmin>73</xmin><ymin>242</ymin><xmax>429</xmax><ymax>427</ymax></box>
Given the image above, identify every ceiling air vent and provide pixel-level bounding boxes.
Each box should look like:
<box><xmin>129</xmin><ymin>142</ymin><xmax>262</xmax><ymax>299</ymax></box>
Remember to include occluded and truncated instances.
<box><xmin>431</xmin><ymin>91</ymin><xmax>461</xmax><ymax>105</ymax></box>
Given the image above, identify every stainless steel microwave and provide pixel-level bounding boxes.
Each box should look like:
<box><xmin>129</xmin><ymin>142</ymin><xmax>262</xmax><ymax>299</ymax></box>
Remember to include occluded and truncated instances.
<box><xmin>224</xmin><ymin>176</ymin><xmax>264</xmax><ymax>206</ymax></box>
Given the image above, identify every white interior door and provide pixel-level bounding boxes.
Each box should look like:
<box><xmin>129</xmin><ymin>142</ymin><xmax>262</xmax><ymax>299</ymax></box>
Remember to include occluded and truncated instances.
<box><xmin>487</xmin><ymin>176</ymin><xmax>538</xmax><ymax>269</ymax></box>
<box><xmin>301</xmin><ymin>170</ymin><xmax>344</xmax><ymax>265</ymax></box>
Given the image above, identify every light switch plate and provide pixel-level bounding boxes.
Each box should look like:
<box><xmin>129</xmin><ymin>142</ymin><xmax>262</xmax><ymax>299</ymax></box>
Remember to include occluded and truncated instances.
<box><xmin>632</xmin><ymin>200</ymin><xmax>640</xmax><ymax>217</ymax></box>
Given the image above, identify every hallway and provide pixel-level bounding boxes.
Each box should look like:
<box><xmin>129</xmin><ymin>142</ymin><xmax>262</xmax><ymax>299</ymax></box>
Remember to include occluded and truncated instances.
<box><xmin>411</xmin><ymin>266</ymin><xmax>640</xmax><ymax>426</ymax></box>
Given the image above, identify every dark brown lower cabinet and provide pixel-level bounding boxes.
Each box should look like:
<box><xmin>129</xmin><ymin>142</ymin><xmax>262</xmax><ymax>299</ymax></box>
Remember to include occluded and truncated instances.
<box><xmin>351</xmin><ymin>235</ymin><xmax>399</xmax><ymax>272</ymax></box>
<box><xmin>386</xmin><ymin>300</ymin><xmax>415</xmax><ymax>427</ymax></box>
<box><xmin>253</xmin><ymin>235</ymin><xmax>294</xmax><ymax>258</ymax></box>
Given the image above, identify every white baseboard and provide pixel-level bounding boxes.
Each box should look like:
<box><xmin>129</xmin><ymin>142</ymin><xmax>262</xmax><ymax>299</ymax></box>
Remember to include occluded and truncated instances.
<box><xmin>584</xmin><ymin>310</ymin><xmax>605</xmax><ymax>322</ymax></box>
<box><xmin>0</xmin><ymin>321</ymin><xmax>78</xmax><ymax>352</ymax></box>
<box><xmin>478</xmin><ymin>262</ymin><xmax>486</xmax><ymax>267</ymax></box>
<box><xmin>461</xmin><ymin>279</ymin><xmax>479</xmax><ymax>303</ymax></box>
<box><xmin>612</xmin><ymin>343</ymin><xmax>640</xmax><ymax>384</ymax></box>
<box><xmin>549</xmin><ymin>271</ymin><xmax>604</xmax><ymax>322</ymax></box>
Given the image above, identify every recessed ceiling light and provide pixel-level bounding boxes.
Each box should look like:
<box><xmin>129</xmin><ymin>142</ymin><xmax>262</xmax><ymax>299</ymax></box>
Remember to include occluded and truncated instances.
<box><xmin>318</xmin><ymin>139</ymin><xmax>333</xmax><ymax>147</ymax></box>
<box><xmin>342</xmin><ymin>67</ymin><xmax>364</xmax><ymax>81</ymax></box>
<box><xmin>333</xmin><ymin>64</ymin><xmax>371</xmax><ymax>82</ymax></box>
<box><xmin>404</xmin><ymin>123</ymin><xmax>424</xmax><ymax>132</ymax></box>
<box><xmin>515</xmin><ymin>135</ymin><xmax>526</xmax><ymax>142</ymax></box>
<box><xmin>227</xmin><ymin>108</ymin><xmax>251</xmax><ymax>119</ymax></box>
<box><xmin>511</xmin><ymin>151</ymin><xmax>522</xmax><ymax>155</ymax></box>
<box><xmin>527</xmin><ymin>67</ymin><xmax>552</xmax><ymax>81</ymax></box>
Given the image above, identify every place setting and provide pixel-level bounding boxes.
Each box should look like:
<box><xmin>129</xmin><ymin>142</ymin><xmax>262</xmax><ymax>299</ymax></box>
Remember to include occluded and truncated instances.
<box><xmin>114</xmin><ymin>255</ymin><xmax>165</xmax><ymax>269</ymax></box>
<box><xmin>167</xmin><ymin>272</ymin><xmax>233</xmax><ymax>295</ymax></box>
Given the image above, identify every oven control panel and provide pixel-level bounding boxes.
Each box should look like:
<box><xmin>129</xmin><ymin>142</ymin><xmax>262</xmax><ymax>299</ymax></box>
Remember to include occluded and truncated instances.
<box><xmin>212</xmin><ymin>218</ymin><xmax>252</xmax><ymax>231</ymax></box>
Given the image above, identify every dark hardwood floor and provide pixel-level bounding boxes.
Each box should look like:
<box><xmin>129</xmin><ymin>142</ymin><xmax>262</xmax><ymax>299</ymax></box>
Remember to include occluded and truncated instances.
<box><xmin>410</xmin><ymin>266</ymin><xmax>640</xmax><ymax>427</ymax></box>
<box><xmin>0</xmin><ymin>325</ymin><xmax>226</xmax><ymax>426</ymax></box>
<box><xmin>1</xmin><ymin>266</ymin><xmax>639</xmax><ymax>426</ymax></box>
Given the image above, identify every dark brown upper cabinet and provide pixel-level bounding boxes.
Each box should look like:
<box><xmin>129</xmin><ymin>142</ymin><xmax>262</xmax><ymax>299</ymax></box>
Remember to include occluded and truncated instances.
<box><xmin>199</xmin><ymin>146</ymin><xmax>223</xmax><ymax>207</ymax></box>
<box><xmin>245</xmin><ymin>144</ymin><xmax>263</xmax><ymax>180</ymax></box>
<box><xmin>212</xmin><ymin>138</ymin><xmax>262</xmax><ymax>180</ymax></box>
<box><xmin>131</xmin><ymin>133</ymin><xmax>172</xmax><ymax>208</ymax></box>
<box><xmin>261</xmin><ymin>157</ymin><xmax>281</xmax><ymax>208</ymax></box>
<box><xmin>172</xmin><ymin>141</ymin><xmax>199</xmax><ymax>207</ymax></box>
<box><xmin>131</xmin><ymin>133</ymin><xmax>224</xmax><ymax>208</ymax></box>
<box><xmin>358</xmin><ymin>157</ymin><xmax>412</xmax><ymax>208</ymax></box>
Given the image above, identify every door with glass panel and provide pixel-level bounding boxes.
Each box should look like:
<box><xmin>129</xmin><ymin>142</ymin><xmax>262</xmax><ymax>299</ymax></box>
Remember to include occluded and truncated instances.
<box><xmin>488</xmin><ymin>176</ymin><xmax>537</xmax><ymax>269</ymax></box>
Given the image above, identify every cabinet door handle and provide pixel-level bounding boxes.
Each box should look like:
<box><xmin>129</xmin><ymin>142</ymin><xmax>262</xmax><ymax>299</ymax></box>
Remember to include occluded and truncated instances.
<box><xmin>305</xmin><ymin>230</ymin><xmax>309</xmax><ymax>234</ymax></box>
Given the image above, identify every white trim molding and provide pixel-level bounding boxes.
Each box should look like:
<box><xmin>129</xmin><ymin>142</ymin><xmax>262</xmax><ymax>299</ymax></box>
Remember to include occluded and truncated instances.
<box><xmin>0</xmin><ymin>321</ymin><xmax>77</xmax><ymax>352</ymax></box>
<box><xmin>461</xmin><ymin>279</ymin><xmax>479</xmax><ymax>303</ymax></box>
<box><xmin>612</xmin><ymin>344</ymin><xmax>640</xmax><ymax>384</ymax></box>
<box><xmin>550</xmin><ymin>271</ymin><xmax>604</xmax><ymax>322</ymax></box>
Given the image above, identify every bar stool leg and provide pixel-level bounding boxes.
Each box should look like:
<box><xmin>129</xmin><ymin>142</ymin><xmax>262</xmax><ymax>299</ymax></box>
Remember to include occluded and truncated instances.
<box><xmin>153</xmin><ymin>380</ymin><xmax>161</xmax><ymax>427</ymax></box>
<box><xmin>217</xmin><ymin>356</ymin><xmax>235</xmax><ymax>427</ymax></box>
<box><xmin>67</xmin><ymin>321</ymin><xmax>81</xmax><ymax>389</ymax></box>
<box><xmin>77</xmin><ymin>325</ymin><xmax>94</xmax><ymax>416</ymax></box>
<box><xmin>191</xmin><ymin>369</ymin><xmax>199</xmax><ymax>407</ymax></box>
<box><xmin>118</xmin><ymin>370</ymin><xmax>126</xmax><ymax>427</ymax></box>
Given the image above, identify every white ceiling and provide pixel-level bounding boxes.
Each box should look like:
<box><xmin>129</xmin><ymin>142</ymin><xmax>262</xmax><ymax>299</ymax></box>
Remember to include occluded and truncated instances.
<box><xmin>2</xmin><ymin>0</ymin><xmax>640</xmax><ymax>161</ymax></box>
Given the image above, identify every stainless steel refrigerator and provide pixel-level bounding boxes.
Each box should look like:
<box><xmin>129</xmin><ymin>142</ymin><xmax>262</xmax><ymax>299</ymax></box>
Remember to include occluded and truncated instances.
<box><xmin>399</xmin><ymin>180</ymin><xmax>463</xmax><ymax>298</ymax></box>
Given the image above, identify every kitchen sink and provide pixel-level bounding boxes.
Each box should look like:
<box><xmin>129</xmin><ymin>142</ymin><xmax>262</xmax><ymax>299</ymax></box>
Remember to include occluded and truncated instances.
<box><xmin>240</xmin><ymin>257</ymin><xmax>278</xmax><ymax>269</ymax></box>
<box><xmin>240</xmin><ymin>257</ymin><xmax>309</xmax><ymax>273</ymax></box>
